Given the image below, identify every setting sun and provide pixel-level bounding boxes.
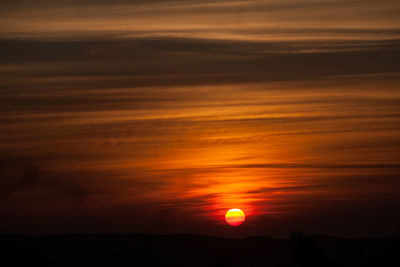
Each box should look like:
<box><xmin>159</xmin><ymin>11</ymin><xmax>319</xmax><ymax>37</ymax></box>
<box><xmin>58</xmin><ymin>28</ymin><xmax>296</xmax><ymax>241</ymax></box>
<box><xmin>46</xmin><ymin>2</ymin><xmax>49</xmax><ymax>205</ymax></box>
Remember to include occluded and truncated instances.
<box><xmin>225</xmin><ymin>208</ymin><xmax>245</xmax><ymax>226</ymax></box>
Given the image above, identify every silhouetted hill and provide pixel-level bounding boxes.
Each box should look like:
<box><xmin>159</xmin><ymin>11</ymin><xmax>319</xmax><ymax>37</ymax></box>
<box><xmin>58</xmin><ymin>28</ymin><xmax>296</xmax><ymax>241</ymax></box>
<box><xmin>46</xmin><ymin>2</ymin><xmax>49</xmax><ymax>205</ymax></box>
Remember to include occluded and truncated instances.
<box><xmin>1</xmin><ymin>233</ymin><xmax>400</xmax><ymax>266</ymax></box>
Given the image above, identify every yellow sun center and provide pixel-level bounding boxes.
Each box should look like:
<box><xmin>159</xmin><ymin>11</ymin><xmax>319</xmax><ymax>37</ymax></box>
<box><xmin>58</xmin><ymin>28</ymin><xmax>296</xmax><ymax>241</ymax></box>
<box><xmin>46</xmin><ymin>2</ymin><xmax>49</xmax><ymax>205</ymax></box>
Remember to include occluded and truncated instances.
<box><xmin>225</xmin><ymin>208</ymin><xmax>245</xmax><ymax>226</ymax></box>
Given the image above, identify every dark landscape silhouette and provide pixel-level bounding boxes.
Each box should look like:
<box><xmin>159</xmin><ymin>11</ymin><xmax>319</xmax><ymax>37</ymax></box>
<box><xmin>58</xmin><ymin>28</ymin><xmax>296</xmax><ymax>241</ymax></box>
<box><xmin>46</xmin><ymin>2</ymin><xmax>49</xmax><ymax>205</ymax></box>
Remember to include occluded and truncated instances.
<box><xmin>2</xmin><ymin>231</ymin><xmax>400</xmax><ymax>266</ymax></box>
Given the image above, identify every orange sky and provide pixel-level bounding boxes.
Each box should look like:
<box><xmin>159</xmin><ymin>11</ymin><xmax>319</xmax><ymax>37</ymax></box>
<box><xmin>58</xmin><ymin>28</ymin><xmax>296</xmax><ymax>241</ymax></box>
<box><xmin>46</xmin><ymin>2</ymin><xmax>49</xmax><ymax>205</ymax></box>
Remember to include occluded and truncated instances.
<box><xmin>1</xmin><ymin>0</ymin><xmax>400</xmax><ymax>237</ymax></box>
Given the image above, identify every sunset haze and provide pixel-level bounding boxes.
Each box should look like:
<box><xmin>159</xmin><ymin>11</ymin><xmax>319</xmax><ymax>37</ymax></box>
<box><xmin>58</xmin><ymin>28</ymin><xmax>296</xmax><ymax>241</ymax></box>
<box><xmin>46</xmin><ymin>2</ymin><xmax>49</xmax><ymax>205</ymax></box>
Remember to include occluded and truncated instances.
<box><xmin>1</xmin><ymin>0</ymin><xmax>400</xmax><ymax>238</ymax></box>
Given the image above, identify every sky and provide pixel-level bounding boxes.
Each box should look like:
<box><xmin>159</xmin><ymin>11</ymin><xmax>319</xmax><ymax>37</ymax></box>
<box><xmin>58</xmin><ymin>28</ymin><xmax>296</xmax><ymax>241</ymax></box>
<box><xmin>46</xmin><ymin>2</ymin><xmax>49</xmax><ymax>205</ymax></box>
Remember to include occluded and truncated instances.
<box><xmin>1</xmin><ymin>0</ymin><xmax>400</xmax><ymax>238</ymax></box>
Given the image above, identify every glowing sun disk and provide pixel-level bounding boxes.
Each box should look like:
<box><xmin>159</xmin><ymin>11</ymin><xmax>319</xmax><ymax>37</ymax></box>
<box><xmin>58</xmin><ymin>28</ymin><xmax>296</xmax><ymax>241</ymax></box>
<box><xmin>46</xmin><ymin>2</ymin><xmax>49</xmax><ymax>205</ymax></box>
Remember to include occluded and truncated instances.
<box><xmin>225</xmin><ymin>208</ymin><xmax>245</xmax><ymax>226</ymax></box>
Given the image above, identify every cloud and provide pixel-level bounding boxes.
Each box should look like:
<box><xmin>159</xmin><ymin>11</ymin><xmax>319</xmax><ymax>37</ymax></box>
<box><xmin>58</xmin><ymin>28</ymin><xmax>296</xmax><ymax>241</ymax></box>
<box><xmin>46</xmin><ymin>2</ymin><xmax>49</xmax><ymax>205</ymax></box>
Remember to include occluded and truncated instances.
<box><xmin>1</xmin><ymin>37</ymin><xmax>399</xmax><ymax>92</ymax></box>
<box><xmin>246</xmin><ymin>185</ymin><xmax>320</xmax><ymax>194</ymax></box>
<box><xmin>1</xmin><ymin>0</ymin><xmax>399</xmax><ymax>41</ymax></box>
